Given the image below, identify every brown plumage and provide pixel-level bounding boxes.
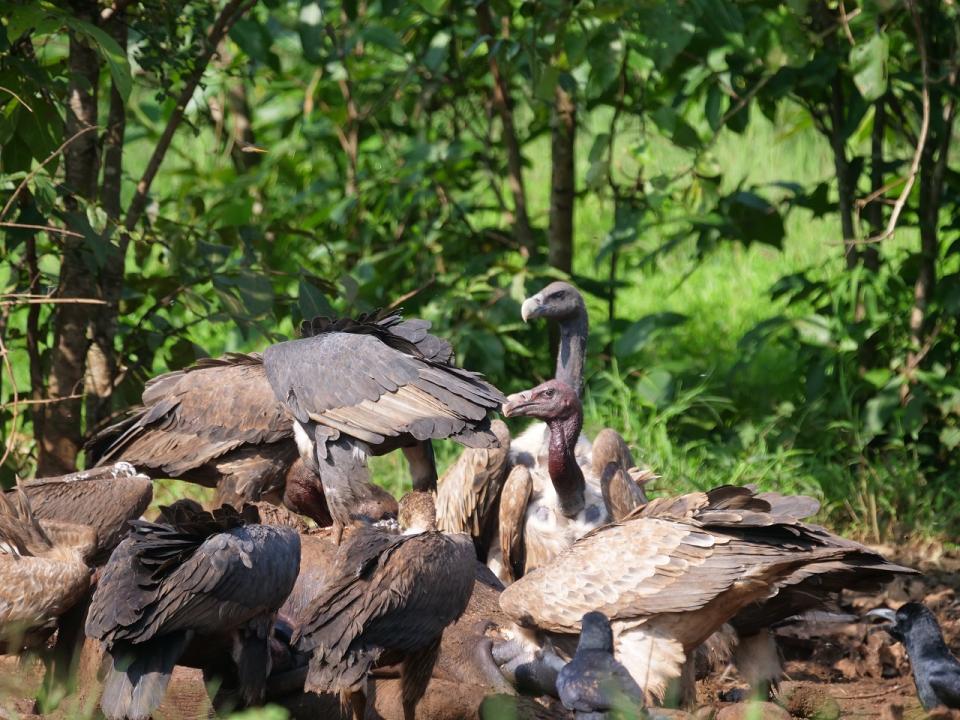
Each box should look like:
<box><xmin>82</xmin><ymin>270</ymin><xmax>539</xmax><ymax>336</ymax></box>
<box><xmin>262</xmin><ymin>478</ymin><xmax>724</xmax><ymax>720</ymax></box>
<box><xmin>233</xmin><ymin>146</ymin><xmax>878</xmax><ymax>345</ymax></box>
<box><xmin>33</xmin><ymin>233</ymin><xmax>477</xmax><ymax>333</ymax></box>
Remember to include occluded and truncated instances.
<box><xmin>436</xmin><ymin>420</ymin><xmax>511</xmax><ymax>558</ymax></box>
<box><xmin>498</xmin><ymin>465</ymin><xmax>533</xmax><ymax>583</ymax></box>
<box><xmin>86</xmin><ymin>353</ymin><xmax>300</xmax><ymax>504</ymax></box>
<box><xmin>0</xmin><ymin>491</ymin><xmax>94</xmax><ymax>645</ymax></box>
<box><xmin>499</xmin><ymin>485</ymin><xmax>896</xmax><ymax>700</ymax></box>
<box><xmin>294</xmin><ymin>492</ymin><xmax>475</xmax><ymax>720</ymax></box>
<box><xmin>12</xmin><ymin>462</ymin><xmax>152</xmax><ymax>564</ymax></box>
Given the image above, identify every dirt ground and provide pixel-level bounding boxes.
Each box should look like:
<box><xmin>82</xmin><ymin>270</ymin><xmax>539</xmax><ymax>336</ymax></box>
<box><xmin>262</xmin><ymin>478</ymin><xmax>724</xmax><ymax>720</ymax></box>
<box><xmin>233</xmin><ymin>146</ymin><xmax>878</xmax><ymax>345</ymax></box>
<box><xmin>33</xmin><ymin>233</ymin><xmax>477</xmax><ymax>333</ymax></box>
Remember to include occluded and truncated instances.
<box><xmin>2</xmin><ymin>544</ymin><xmax>959</xmax><ymax>720</ymax></box>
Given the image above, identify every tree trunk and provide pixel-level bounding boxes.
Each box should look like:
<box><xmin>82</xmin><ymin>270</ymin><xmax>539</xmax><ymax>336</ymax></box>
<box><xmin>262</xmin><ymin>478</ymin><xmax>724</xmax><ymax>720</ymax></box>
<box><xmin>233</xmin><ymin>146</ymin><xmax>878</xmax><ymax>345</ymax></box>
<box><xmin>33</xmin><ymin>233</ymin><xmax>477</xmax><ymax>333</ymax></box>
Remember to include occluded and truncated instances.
<box><xmin>85</xmin><ymin>7</ymin><xmax>128</xmax><ymax>436</ymax></box>
<box><xmin>827</xmin><ymin>75</ymin><xmax>858</xmax><ymax>271</ymax></box>
<box><xmin>39</xmin><ymin>0</ymin><xmax>101</xmax><ymax>475</ymax></box>
<box><xmin>475</xmin><ymin>0</ymin><xmax>535</xmax><ymax>257</ymax></box>
<box><xmin>548</xmin><ymin>84</ymin><xmax>576</xmax><ymax>274</ymax></box>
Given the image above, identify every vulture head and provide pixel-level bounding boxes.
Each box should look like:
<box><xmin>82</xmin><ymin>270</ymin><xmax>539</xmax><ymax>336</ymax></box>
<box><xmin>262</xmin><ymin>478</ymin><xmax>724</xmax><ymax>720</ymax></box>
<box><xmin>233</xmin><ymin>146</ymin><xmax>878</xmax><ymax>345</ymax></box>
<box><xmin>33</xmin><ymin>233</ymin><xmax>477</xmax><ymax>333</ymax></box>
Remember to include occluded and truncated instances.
<box><xmin>399</xmin><ymin>491</ymin><xmax>438</xmax><ymax>534</ymax></box>
<box><xmin>502</xmin><ymin>380</ymin><xmax>579</xmax><ymax>422</ymax></box>
<box><xmin>579</xmin><ymin>611</ymin><xmax>615</xmax><ymax>653</ymax></box>
<box><xmin>503</xmin><ymin>380</ymin><xmax>585</xmax><ymax>519</ymax></box>
<box><xmin>520</xmin><ymin>281</ymin><xmax>585</xmax><ymax>323</ymax></box>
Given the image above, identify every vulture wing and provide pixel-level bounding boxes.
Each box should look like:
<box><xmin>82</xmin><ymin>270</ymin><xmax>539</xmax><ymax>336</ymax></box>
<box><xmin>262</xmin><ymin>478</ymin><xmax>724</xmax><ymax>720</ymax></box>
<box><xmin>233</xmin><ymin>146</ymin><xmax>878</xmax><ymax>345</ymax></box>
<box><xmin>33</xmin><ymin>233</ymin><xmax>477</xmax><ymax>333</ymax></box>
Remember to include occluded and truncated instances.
<box><xmin>264</xmin><ymin>331</ymin><xmax>505</xmax><ymax>448</ymax></box>
<box><xmin>498</xmin><ymin>465</ymin><xmax>532</xmax><ymax>583</ymax></box>
<box><xmin>88</xmin><ymin>354</ymin><xmax>292</xmax><ymax>477</ymax></box>
<box><xmin>16</xmin><ymin>463</ymin><xmax>152</xmax><ymax>562</ymax></box>
<box><xmin>436</xmin><ymin>420</ymin><xmax>511</xmax><ymax>554</ymax></box>
<box><xmin>87</xmin><ymin>505</ymin><xmax>300</xmax><ymax>645</ymax></box>
<box><xmin>295</xmin><ymin>527</ymin><xmax>475</xmax><ymax>692</ymax></box>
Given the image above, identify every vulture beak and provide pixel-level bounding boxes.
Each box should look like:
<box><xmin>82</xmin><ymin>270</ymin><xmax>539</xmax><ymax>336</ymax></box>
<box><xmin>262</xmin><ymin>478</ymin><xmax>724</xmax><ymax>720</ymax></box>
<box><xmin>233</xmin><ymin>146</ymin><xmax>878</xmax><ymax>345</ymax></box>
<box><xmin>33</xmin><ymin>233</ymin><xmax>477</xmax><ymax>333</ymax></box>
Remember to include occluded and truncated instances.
<box><xmin>865</xmin><ymin>608</ymin><xmax>898</xmax><ymax>625</ymax></box>
<box><xmin>502</xmin><ymin>391</ymin><xmax>535</xmax><ymax>418</ymax></box>
<box><xmin>521</xmin><ymin>294</ymin><xmax>544</xmax><ymax>322</ymax></box>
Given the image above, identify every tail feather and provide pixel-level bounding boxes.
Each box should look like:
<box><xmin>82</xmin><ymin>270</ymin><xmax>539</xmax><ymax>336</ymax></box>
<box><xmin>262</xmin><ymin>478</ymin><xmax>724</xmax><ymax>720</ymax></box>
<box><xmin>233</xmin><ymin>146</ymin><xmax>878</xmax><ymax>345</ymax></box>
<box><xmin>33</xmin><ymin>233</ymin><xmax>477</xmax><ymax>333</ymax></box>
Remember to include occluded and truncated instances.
<box><xmin>99</xmin><ymin>632</ymin><xmax>192</xmax><ymax>720</ymax></box>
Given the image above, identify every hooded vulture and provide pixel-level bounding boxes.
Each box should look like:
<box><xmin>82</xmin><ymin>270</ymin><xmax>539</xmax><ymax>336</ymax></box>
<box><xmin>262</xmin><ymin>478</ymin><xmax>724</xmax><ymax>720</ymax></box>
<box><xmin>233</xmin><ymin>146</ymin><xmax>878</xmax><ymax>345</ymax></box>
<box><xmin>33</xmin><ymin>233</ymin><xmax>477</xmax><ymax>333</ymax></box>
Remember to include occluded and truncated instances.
<box><xmin>85</xmin><ymin>500</ymin><xmax>300</xmax><ymax>720</ymax></box>
<box><xmin>437</xmin><ymin>282</ymin><xmax>650</xmax><ymax>583</ymax></box>
<box><xmin>263</xmin><ymin>312</ymin><xmax>504</xmax><ymax>541</ymax></box>
<box><xmin>293</xmin><ymin>492</ymin><xmax>476</xmax><ymax>720</ymax></box>
<box><xmin>0</xmin><ymin>490</ymin><xmax>95</xmax><ymax>649</ymax></box>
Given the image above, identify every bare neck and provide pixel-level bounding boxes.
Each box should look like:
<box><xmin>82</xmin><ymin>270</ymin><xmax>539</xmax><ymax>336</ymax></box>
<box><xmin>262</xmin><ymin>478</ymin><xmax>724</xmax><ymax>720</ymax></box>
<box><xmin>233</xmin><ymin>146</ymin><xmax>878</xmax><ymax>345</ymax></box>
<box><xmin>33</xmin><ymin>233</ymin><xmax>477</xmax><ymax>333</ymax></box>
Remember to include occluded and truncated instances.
<box><xmin>556</xmin><ymin>313</ymin><xmax>588</xmax><ymax>398</ymax></box>
<box><xmin>547</xmin><ymin>411</ymin><xmax>585</xmax><ymax>518</ymax></box>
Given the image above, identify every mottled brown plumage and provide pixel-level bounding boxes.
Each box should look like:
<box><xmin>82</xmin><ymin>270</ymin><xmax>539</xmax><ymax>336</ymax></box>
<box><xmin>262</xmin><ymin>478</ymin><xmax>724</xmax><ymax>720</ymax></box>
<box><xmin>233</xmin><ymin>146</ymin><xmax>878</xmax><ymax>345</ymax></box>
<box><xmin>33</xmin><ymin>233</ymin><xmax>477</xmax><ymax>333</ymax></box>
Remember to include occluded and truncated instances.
<box><xmin>498</xmin><ymin>465</ymin><xmax>532</xmax><ymax>584</ymax></box>
<box><xmin>499</xmin><ymin>485</ymin><xmax>889</xmax><ymax>700</ymax></box>
<box><xmin>12</xmin><ymin>462</ymin><xmax>152</xmax><ymax>563</ymax></box>
<box><xmin>294</xmin><ymin>492</ymin><xmax>475</xmax><ymax>720</ymax></box>
<box><xmin>0</xmin><ymin>491</ymin><xmax>94</xmax><ymax>644</ymax></box>
<box><xmin>435</xmin><ymin>420</ymin><xmax>511</xmax><ymax>557</ymax></box>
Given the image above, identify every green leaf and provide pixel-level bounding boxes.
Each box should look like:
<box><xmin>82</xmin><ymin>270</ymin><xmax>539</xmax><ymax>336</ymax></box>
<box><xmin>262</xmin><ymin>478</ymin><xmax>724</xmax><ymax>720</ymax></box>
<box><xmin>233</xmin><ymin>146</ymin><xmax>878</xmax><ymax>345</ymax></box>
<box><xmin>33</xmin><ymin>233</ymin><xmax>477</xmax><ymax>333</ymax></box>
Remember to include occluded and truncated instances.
<box><xmin>361</xmin><ymin>26</ymin><xmax>403</xmax><ymax>53</ymax></box>
<box><xmin>615</xmin><ymin>312</ymin><xmax>688</xmax><ymax>357</ymax></box>
<box><xmin>299</xmin><ymin>278</ymin><xmax>333</xmax><ymax>319</ymax></box>
<box><xmin>63</xmin><ymin>17</ymin><xmax>132</xmax><ymax>101</ymax></box>
<box><xmin>850</xmin><ymin>32</ymin><xmax>888</xmax><ymax>102</ymax></box>
<box><xmin>298</xmin><ymin>1</ymin><xmax>325</xmax><ymax>65</ymax></box>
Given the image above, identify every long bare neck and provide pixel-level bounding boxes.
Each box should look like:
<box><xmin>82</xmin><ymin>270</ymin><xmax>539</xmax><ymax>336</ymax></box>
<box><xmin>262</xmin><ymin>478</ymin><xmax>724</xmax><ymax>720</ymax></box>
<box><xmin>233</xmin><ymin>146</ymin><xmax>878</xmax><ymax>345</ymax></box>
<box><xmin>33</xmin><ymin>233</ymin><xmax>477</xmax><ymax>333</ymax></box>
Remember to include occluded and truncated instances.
<box><xmin>547</xmin><ymin>411</ymin><xmax>585</xmax><ymax>518</ymax></box>
<box><xmin>556</xmin><ymin>312</ymin><xmax>588</xmax><ymax>398</ymax></box>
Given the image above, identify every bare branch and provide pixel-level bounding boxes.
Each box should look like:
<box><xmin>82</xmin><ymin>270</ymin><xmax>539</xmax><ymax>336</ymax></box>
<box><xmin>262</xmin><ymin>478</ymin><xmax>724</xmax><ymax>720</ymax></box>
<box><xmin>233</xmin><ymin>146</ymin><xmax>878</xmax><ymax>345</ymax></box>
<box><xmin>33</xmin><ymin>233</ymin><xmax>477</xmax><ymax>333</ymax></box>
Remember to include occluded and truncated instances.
<box><xmin>0</xmin><ymin>85</ymin><xmax>33</xmax><ymax>112</ymax></box>
<box><xmin>0</xmin><ymin>222</ymin><xmax>83</xmax><ymax>238</ymax></box>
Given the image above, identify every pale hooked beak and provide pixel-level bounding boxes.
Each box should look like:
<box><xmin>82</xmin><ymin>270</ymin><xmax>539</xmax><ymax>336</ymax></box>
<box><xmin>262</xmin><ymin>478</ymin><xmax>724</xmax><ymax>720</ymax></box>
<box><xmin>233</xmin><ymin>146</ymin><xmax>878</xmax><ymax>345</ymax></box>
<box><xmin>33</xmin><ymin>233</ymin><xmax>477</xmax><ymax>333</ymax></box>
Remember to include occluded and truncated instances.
<box><xmin>865</xmin><ymin>608</ymin><xmax>898</xmax><ymax>624</ymax></box>
<box><xmin>502</xmin><ymin>390</ymin><xmax>533</xmax><ymax>418</ymax></box>
<box><xmin>520</xmin><ymin>294</ymin><xmax>544</xmax><ymax>323</ymax></box>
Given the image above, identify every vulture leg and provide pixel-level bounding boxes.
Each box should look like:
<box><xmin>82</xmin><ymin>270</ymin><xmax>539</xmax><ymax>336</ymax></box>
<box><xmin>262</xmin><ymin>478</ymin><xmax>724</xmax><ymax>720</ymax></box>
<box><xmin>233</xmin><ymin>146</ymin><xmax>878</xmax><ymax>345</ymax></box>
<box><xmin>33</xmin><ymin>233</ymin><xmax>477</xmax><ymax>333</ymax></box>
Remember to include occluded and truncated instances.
<box><xmin>733</xmin><ymin>630</ymin><xmax>780</xmax><ymax>700</ymax></box>
<box><xmin>401</xmin><ymin>637</ymin><xmax>442</xmax><ymax>720</ymax></box>
<box><xmin>231</xmin><ymin>617</ymin><xmax>274</xmax><ymax>709</ymax></box>
<box><xmin>401</xmin><ymin>441</ymin><xmax>438</xmax><ymax>492</ymax></box>
<box><xmin>317</xmin><ymin>436</ymin><xmax>380</xmax><ymax>539</ymax></box>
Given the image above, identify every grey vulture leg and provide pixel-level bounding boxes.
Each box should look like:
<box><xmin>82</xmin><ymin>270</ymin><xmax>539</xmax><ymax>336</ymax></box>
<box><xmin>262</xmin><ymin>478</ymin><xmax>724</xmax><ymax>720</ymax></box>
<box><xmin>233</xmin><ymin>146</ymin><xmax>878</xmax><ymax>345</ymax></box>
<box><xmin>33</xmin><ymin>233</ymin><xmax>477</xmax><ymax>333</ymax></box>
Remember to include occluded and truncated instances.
<box><xmin>401</xmin><ymin>636</ymin><xmax>442</xmax><ymax>720</ymax></box>
<box><xmin>317</xmin><ymin>435</ymin><xmax>381</xmax><ymax>542</ymax></box>
<box><xmin>402</xmin><ymin>441</ymin><xmax>438</xmax><ymax>492</ymax></box>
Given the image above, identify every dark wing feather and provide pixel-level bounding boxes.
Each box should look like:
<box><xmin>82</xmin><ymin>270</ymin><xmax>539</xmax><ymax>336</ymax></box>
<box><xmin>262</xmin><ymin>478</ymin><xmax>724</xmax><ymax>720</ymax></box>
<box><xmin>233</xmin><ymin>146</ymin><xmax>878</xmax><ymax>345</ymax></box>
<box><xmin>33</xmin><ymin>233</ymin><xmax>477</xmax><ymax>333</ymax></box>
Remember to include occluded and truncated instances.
<box><xmin>264</xmin><ymin>332</ymin><xmax>504</xmax><ymax>448</ymax></box>
<box><xmin>87</xmin><ymin>511</ymin><xmax>300</xmax><ymax>645</ymax></box>
<box><xmin>295</xmin><ymin>528</ymin><xmax>475</xmax><ymax>693</ymax></box>
<box><xmin>88</xmin><ymin>354</ymin><xmax>293</xmax><ymax>477</ymax></box>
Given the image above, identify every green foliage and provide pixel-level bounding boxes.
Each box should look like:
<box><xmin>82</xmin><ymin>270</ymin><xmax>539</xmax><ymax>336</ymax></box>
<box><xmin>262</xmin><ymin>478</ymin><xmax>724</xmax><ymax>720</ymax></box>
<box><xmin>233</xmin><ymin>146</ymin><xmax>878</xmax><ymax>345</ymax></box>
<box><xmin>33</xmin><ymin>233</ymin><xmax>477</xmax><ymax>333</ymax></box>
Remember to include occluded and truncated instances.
<box><xmin>1</xmin><ymin>0</ymin><xmax>959</xmax><ymax>542</ymax></box>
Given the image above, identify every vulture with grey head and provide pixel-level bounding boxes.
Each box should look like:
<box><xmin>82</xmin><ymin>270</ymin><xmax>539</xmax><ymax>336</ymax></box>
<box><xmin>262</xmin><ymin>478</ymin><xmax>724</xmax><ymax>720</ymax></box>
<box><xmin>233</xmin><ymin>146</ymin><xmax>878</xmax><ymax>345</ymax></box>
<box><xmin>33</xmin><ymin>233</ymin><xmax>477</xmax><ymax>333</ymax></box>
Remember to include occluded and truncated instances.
<box><xmin>437</xmin><ymin>282</ymin><xmax>651</xmax><ymax>582</ymax></box>
<box><xmin>85</xmin><ymin>500</ymin><xmax>300</xmax><ymax>720</ymax></box>
<box><xmin>0</xmin><ymin>490</ymin><xmax>95</xmax><ymax>650</ymax></box>
<box><xmin>264</xmin><ymin>311</ymin><xmax>504</xmax><ymax>541</ymax></box>
<box><xmin>293</xmin><ymin>492</ymin><xmax>476</xmax><ymax>720</ymax></box>
<box><xmin>495</xmin><ymin>380</ymin><xmax>915</xmax><ymax>702</ymax></box>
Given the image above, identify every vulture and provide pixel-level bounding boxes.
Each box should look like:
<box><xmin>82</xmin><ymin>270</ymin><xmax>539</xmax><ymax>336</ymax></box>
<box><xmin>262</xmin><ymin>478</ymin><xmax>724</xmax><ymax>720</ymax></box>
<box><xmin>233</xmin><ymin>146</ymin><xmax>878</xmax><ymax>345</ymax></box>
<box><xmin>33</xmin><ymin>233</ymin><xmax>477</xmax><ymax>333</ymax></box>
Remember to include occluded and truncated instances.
<box><xmin>868</xmin><ymin>603</ymin><xmax>960</xmax><ymax>710</ymax></box>
<box><xmin>0</xmin><ymin>490</ymin><xmax>95</xmax><ymax>648</ymax></box>
<box><xmin>10</xmin><ymin>462</ymin><xmax>153</xmax><ymax>564</ymax></box>
<box><xmin>293</xmin><ymin>492</ymin><xmax>476</xmax><ymax>720</ymax></box>
<box><xmin>88</xmin><ymin>310</ymin><xmax>499</xmax><ymax>534</ymax></box>
<box><xmin>264</xmin><ymin>312</ymin><xmax>504</xmax><ymax>541</ymax></box>
<box><xmin>495</xmin><ymin>380</ymin><xmax>914</xmax><ymax>701</ymax></box>
<box><xmin>437</xmin><ymin>282</ymin><xmax>649</xmax><ymax>582</ymax></box>
<box><xmin>85</xmin><ymin>500</ymin><xmax>300</xmax><ymax>720</ymax></box>
<box><xmin>556</xmin><ymin>611</ymin><xmax>645</xmax><ymax>719</ymax></box>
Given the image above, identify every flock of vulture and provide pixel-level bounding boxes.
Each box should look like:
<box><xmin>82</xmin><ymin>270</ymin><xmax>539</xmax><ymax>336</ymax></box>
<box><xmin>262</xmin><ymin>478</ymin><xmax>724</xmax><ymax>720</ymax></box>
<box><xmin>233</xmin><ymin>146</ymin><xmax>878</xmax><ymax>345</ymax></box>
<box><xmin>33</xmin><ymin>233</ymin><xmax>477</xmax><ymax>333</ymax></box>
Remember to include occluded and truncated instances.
<box><xmin>2</xmin><ymin>282</ymin><xmax>960</xmax><ymax>720</ymax></box>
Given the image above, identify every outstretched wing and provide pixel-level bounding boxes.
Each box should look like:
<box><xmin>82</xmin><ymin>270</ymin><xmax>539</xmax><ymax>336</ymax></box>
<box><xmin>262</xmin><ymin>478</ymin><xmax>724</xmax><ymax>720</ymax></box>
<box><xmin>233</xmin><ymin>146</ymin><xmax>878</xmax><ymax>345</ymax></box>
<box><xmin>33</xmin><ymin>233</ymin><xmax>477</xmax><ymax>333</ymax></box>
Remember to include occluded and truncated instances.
<box><xmin>264</xmin><ymin>331</ymin><xmax>505</xmax><ymax>448</ymax></box>
<box><xmin>88</xmin><ymin>354</ymin><xmax>293</xmax><ymax>477</ymax></box>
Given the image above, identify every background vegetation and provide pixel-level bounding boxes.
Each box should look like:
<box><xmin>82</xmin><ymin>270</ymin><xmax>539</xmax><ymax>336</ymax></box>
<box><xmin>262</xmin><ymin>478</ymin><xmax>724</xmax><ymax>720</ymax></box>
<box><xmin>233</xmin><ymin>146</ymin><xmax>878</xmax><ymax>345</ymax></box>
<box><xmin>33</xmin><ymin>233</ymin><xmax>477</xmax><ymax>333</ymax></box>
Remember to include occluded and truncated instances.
<box><xmin>1</xmin><ymin>0</ymin><xmax>958</xmax><ymax>541</ymax></box>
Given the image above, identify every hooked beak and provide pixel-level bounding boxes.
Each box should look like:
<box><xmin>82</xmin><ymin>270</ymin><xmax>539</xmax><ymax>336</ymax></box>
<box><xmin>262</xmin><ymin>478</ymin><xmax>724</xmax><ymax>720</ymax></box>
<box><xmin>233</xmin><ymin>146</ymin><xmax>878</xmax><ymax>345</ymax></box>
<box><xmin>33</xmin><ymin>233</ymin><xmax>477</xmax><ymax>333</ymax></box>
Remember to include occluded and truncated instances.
<box><xmin>520</xmin><ymin>294</ymin><xmax>544</xmax><ymax>323</ymax></box>
<box><xmin>502</xmin><ymin>391</ymin><xmax>535</xmax><ymax>418</ymax></box>
<box><xmin>865</xmin><ymin>608</ymin><xmax>898</xmax><ymax>625</ymax></box>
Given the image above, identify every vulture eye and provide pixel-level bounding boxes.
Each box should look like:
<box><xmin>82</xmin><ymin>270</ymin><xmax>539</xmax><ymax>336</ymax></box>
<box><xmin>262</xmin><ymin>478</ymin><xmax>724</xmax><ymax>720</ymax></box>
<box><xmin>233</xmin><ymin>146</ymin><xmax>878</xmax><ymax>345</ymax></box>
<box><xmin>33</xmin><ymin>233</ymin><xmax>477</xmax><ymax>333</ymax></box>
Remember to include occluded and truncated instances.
<box><xmin>544</xmin><ymin>388</ymin><xmax>556</xmax><ymax>399</ymax></box>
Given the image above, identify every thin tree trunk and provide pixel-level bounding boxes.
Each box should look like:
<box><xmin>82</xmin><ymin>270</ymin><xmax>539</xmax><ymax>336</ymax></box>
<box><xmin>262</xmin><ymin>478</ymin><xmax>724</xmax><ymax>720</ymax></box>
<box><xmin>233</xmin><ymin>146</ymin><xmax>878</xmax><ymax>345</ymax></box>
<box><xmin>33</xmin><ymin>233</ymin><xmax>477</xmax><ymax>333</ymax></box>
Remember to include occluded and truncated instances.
<box><xmin>85</xmin><ymin>6</ymin><xmax>127</xmax><ymax>435</ymax></box>
<box><xmin>827</xmin><ymin>74</ymin><xmax>858</xmax><ymax>271</ymax></box>
<box><xmin>864</xmin><ymin>95</ymin><xmax>885</xmax><ymax>272</ymax></box>
<box><xmin>475</xmin><ymin>0</ymin><xmax>535</xmax><ymax>256</ymax></box>
<box><xmin>26</xmin><ymin>230</ymin><xmax>45</xmax><ymax>444</ymax></box>
<box><xmin>39</xmin><ymin>0</ymin><xmax>101</xmax><ymax>475</ymax></box>
<box><xmin>548</xmin><ymin>84</ymin><xmax>575</xmax><ymax>274</ymax></box>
